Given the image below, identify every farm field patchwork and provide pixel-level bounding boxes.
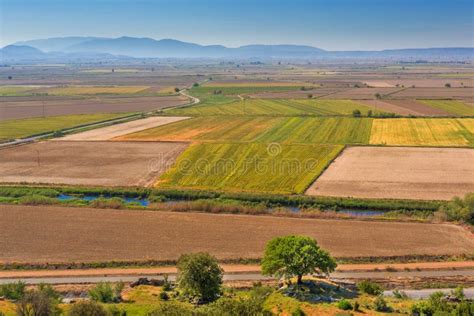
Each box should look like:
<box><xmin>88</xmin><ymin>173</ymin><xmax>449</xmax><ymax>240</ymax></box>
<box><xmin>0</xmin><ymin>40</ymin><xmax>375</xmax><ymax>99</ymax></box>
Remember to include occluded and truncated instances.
<box><xmin>168</xmin><ymin>99</ymin><xmax>379</xmax><ymax>116</ymax></box>
<box><xmin>306</xmin><ymin>146</ymin><xmax>474</xmax><ymax>200</ymax></box>
<box><xmin>119</xmin><ymin>117</ymin><xmax>373</xmax><ymax>145</ymax></box>
<box><xmin>0</xmin><ymin>85</ymin><xmax>46</xmax><ymax>96</ymax></box>
<box><xmin>389</xmin><ymin>87</ymin><xmax>474</xmax><ymax>100</ymax></box>
<box><xmin>0</xmin><ymin>95</ymin><xmax>188</xmax><ymax>120</ymax></box>
<box><xmin>0</xmin><ymin>141</ymin><xmax>188</xmax><ymax>186</ymax></box>
<box><xmin>369</xmin><ymin>118</ymin><xmax>474</xmax><ymax>146</ymax></box>
<box><xmin>419</xmin><ymin>100</ymin><xmax>474</xmax><ymax>116</ymax></box>
<box><xmin>157</xmin><ymin>143</ymin><xmax>344</xmax><ymax>194</ymax></box>
<box><xmin>1</xmin><ymin>205</ymin><xmax>473</xmax><ymax>263</ymax></box>
<box><xmin>0</xmin><ymin>113</ymin><xmax>129</xmax><ymax>140</ymax></box>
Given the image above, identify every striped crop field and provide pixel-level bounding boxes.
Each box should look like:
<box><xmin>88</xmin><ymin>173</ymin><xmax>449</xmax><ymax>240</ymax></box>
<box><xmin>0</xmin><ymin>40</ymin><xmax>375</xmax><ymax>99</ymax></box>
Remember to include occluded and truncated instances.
<box><xmin>419</xmin><ymin>100</ymin><xmax>474</xmax><ymax>116</ymax></box>
<box><xmin>117</xmin><ymin>116</ymin><xmax>281</xmax><ymax>142</ymax></box>
<box><xmin>254</xmin><ymin>117</ymin><xmax>372</xmax><ymax>144</ymax></box>
<box><xmin>0</xmin><ymin>113</ymin><xmax>131</xmax><ymax>140</ymax></box>
<box><xmin>370</xmin><ymin>118</ymin><xmax>474</xmax><ymax>147</ymax></box>
<box><xmin>156</xmin><ymin>143</ymin><xmax>344</xmax><ymax>194</ymax></box>
<box><xmin>190</xmin><ymin>85</ymin><xmax>311</xmax><ymax>96</ymax></box>
<box><xmin>168</xmin><ymin>99</ymin><xmax>378</xmax><ymax>116</ymax></box>
<box><xmin>45</xmin><ymin>85</ymin><xmax>149</xmax><ymax>95</ymax></box>
<box><xmin>120</xmin><ymin>116</ymin><xmax>373</xmax><ymax>145</ymax></box>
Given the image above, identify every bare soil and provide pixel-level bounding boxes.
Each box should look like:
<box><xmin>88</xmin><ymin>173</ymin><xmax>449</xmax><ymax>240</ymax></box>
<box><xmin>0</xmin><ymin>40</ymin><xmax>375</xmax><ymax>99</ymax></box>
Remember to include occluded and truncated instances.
<box><xmin>306</xmin><ymin>146</ymin><xmax>474</xmax><ymax>200</ymax></box>
<box><xmin>0</xmin><ymin>205</ymin><xmax>473</xmax><ymax>263</ymax></box>
<box><xmin>59</xmin><ymin>116</ymin><xmax>190</xmax><ymax>141</ymax></box>
<box><xmin>0</xmin><ymin>141</ymin><xmax>188</xmax><ymax>186</ymax></box>
<box><xmin>360</xmin><ymin>100</ymin><xmax>450</xmax><ymax>116</ymax></box>
<box><xmin>389</xmin><ymin>87</ymin><xmax>474</xmax><ymax>100</ymax></box>
<box><xmin>0</xmin><ymin>95</ymin><xmax>187</xmax><ymax>121</ymax></box>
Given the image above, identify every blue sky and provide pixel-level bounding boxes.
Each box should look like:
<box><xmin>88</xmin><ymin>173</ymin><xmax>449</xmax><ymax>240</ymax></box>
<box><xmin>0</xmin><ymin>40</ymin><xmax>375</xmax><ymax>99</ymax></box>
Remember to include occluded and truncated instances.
<box><xmin>1</xmin><ymin>0</ymin><xmax>473</xmax><ymax>50</ymax></box>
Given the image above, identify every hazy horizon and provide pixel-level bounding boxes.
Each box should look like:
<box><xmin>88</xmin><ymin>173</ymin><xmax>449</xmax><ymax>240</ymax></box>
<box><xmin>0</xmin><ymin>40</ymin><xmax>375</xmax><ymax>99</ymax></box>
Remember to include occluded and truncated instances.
<box><xmin>1</xmin><ymin>0</ymin><xmax>473</xmax><ymax>50</ymax></box>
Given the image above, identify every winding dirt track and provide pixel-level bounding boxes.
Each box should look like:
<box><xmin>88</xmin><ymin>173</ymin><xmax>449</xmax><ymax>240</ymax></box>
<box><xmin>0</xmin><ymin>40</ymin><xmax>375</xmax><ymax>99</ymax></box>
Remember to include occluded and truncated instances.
<box><xmin>0</xmin><ymin>205</ymin><xmax>472</xmax><ymax>264</ymax></box>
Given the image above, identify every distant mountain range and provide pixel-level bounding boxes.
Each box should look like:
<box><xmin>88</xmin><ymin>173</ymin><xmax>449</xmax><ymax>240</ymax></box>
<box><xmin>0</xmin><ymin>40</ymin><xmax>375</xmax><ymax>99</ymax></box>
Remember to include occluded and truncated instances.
<box><xmin>1</xmin><ymin>36</ymin><xmax>473</xmax><ymax>62</ymax></box>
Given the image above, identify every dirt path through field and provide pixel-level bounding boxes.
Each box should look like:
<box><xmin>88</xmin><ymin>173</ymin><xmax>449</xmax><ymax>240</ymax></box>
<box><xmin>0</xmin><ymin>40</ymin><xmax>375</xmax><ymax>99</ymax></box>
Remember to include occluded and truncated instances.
<box><xmin>0</xmin><ymin>262</ymin><xmax>473</xmax><ymax>279</ymax></box>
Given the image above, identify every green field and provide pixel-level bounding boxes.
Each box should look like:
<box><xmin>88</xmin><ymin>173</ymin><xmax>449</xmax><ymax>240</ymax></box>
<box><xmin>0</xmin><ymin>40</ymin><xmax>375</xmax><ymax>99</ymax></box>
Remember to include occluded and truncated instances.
<box><xmin>0</xmin><ymin>113</ymin><xmax>130</xmax><ymax>140</ymax></box>
<box><xmin>121</xmin><ymin>116</ymin><xmax>373</xmax><ymax>145</ymax></box>
<box><xmin>419</xmin><ymin>100</ymin><xmax>474</xmax><ymax>116</ymax></box>
<box><xmin>169</xmin><ymin>99</ymin><xmax>378</xmax><ymax>116</ymax></box>
<box><xmin>157</xmin><ymin>143</ymin><xmax>344</xmax><ymax>194</ymax></box>
<box><xmin>255</xmin><ymin>117</ymin><xmax>373</xmax><ymax>144</ymax></box>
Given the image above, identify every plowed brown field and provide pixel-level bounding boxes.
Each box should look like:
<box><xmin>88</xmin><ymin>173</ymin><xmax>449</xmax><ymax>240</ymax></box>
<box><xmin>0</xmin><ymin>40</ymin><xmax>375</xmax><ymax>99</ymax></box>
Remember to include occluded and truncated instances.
<box><xmin>0</xmin><ymin>205</ymin><xmax>473</xmax><ymax>264</ymax></box>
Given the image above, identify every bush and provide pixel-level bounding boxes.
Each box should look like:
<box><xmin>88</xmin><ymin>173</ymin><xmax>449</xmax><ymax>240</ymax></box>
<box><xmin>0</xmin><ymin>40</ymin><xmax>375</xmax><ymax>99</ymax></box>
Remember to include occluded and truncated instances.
<box><xmin>68</xmin><ymin>301</ymin><xmax>108</xmax><ymax>316</ymax></box>
<box><xmin>392</xmin><ymin>289</ymin><xmax>409</xmax><ymax>299</ymax></box>
<box><xmin>109</xmin><ymin>305</ymin><xmax>127</xmax><ymax>316</ymax></box>
<box><xmin>373</xmin><ymin>295</ymin><xmax>391</xmax><ymax>312</ymax></box>
<box><xmin>90</xmin><ymin>197</ymin><xmax>124</xmax><ymax>209</ymax></box>
<box><xmin>292</xmin><ymin>307</ymin><xmax>306</xmax><ymax>316</ymax></box>
<box><xmin>18</xmin><ymin>195</ymin><xmax>57</xmax><ymax>206</ymax></box>
<box><xmin>352</xmin><ymin>109</ymin><xmax>361</xmax><ymax>117</ymax></box>
<box><xmin>337</xmin><ymin>299</ymin><xmax>353</xmax><ymax>310</ymax></box>
<box><xmin>159</xmin><ymin>291</ymin><xmax>169</xmax><ymax>301</ymax></box>
<box><xmin>16</xmin><ymin>290</ymin><xmax>60</xmax><ymax>316</ymax></box>
<box><xmin>0</xmin><ymin>281</ymin><xmax>26</xmax><ymax>300</ymax></box>
<box><xmin>177</xmin><ymin>252</ymin><xmax>223</xmax><ymax>303</ymax></box>
<box><xmin>353</xmin><ymin>301</ymin><xmax>360</xmax><ymax>311</ymax></box>
<box><xmin>148</xmin><ymin>302</ymin><xmax>193</xmax><ymax>316</ymax></box>
<box><xmin>357</xmin><ymin>280</ymin><xmax>383</xmax><ymax>296</ymax></box>
<box><xmin>88</xmin><ymin>282</ymin><xmax>123</xmax><ymax>303</ymax></box>
<box><xmin>438</xmin><ymin>193</ymin><xmax>474</xmax><ymax>224</ymax></box>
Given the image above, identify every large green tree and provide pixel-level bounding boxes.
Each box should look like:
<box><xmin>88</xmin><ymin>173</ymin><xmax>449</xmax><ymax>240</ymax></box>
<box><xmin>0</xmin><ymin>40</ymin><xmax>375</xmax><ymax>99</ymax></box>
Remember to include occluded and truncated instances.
<box><xmin>177</xmin><ymin>252</ymin><xmax>223</xmax><ymax>303</ymax></box>
<box><xmin>261</xmin><ymin>235</ymin><xmax>337</xmax><ymax>284</ymax></box>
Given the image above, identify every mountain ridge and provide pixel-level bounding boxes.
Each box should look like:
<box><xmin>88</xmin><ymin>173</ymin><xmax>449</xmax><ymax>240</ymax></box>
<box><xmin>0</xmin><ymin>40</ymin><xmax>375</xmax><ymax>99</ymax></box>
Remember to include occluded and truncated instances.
<box><xmin>3</xmin><ymin>36</ymin><xmax>474</xmax><ymax>61</ymax></box>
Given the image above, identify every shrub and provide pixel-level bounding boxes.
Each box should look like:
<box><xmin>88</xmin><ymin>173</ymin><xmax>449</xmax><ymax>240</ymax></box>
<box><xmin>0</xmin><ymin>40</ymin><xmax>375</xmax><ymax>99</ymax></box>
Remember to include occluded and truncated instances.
<box><xmin>292</xmin><ymin>307</ymin><xmax>306</xmax><ymax>316</ymax></box>
<box><xmin>357</xmin><ymin>280</ymin><xmax>383</xmax><ymax>296</ymax></box>
<box><xmin>88</xmin><ymin>282</ymin><xmax>123</xmax><ymax>303</ymax></box>
<box><xmin>392</xmin><ymin>289</ymin><xmax>409</xmax><ymax>299</ymax></box>
<box><xmin>352</xmin><ymin>109</ymin><xmax>361</xmax><ymax>117</ymax></box>
<box><xmin>18</xmin><ymin>195</ymin><xmax>57</xmax><ymax>206</ymax></box>
<box><xmin>411</xmin><ymin>301</ymin><xmax>433</xmax><ymax>315</ymax></box>
<box><xmin>0</xmin><ymin>281</ymin><xmax>26</xmax><ymax>300</ymax></box>
<box><xmin>68</xmin><ymin>301</ymin><xmax>108</xmax><ymax>316</ymax></box>
<box><xmin>353</xmin><ymin>301</ymin><xmax>360</xmax><ymax>311</ymax></box>
<box><xmin>109</xmin><ymin>305</ymin><xmax>127</xmax><ymax>316</ymax></box>
<box><xmin>174</xmin><ymin>87</ymin><xmax>180</xmax><ymax>93</ymax></box>
<box><xmin>337</xmin><ymin>299</ymin><xmax>353</xmax><ymax>310</ymax></box>
<box><xmin>16</xmin><ymin>290</ymin><xmax>60</xmax><ymax>316</ymax></box>
<box><xmin>90</xmin><ymin>197</ymin><xmax>124</xmax><ymax>209</ymax></box>
<box><xmin>159</xmin><ymin>291</ymin><xmax>169</xmax><ymax>301</ymax></box>
<box><xmin>177</xmin><ymin>252</ymin><xmax>223</xmax><ymax>303</ymax></box>
<box><xmin>373</xmin><ymin>295</ymin><xmax>391</xmax><ymax>312</ymax></box>
<box><xmin>438</xmin><ymin>193</ymin><xmax>474</xmax><ymax>224</ymax></box>
<box><xmin>148</xmin><ymin>302</ymin><xmax>193</xmax><ymax>316</ymax></box>
<box><xmin>162</xmin><ymin>274</ymin><xmax>172</xmax><ymax>291</ymax></box>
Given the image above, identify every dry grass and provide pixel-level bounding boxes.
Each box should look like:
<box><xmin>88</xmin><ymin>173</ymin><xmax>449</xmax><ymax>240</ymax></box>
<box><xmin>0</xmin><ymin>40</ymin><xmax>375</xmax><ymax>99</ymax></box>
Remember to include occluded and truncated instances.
<box><xmin>1</xmin><ymin>205</ymin><xmax>473</xmax><ymax>263</ymax></box>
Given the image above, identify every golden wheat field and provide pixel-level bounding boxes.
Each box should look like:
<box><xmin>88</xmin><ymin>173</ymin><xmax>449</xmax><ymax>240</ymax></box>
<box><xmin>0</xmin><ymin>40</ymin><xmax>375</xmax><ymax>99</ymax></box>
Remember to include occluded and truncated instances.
<box><xmin>369</xmin><ymin>118</ymin><xmax>474</xmax><ymax>147</ymax></box>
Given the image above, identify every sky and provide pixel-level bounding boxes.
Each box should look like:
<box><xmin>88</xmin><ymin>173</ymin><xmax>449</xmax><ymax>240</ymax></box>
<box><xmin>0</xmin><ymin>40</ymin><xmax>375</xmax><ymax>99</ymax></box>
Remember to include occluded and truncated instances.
<box><xmin>1</xmin><ymin>0</ymin><xmax>473</xmax><ymax>50</ymax></box>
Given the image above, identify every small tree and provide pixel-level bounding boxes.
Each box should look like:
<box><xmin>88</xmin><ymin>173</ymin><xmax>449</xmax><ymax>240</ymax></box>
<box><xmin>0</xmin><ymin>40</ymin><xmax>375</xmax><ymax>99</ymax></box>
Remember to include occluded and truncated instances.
<box><xmin>174</xmin><ymin>87</ymin><xmax>180</xmax><ymax>93</ymax></box>
<box><xmin>192</xmin><ymin>82</ymin><xmax>199</xmax><ymax>87</ymax></box>
<box><xmin>177</xmin><ymin>252</ymin><xmax>223</xmax><ymax>303</ymax></box>
<box><xmin>374</xmin><ymin>93</ymin><xmax>382</xmax><ymax>99</ymax></box>
<box><xmin>352</xmin><ymin>109</ymin><xmax>361</xmax><ymax>117</ymax></box>
<box><xmin>445</xmin><ymin>83</ymin><xmax>451</xmax><ymax>88</ymax></box>
<box><xmin>16</xmin><ymin>290</ymin><xmax>59</xmax><ymax>316</ymax></box>
<box><xmin>261</xmin><ymin>235</ymin><xmax>337</xmax><ymax>284</ymax></box>
<box><xmin>307</xmin><ymin>94</ymin><xmax>313</xmax><ymax>99</ymax></box>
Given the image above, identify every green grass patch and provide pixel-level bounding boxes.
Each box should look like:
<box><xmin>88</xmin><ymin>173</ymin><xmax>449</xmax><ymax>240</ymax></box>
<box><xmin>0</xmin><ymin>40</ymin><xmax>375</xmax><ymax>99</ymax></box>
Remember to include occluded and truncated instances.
<box><xmin>419</xmin><ymin>100</ymin><xmax>474</xmax><ymax>116</ymax></box>
<box><xmin>255</xmin><ymin>117</ymin><xmax>373</xmax><ymax>144</ymax></box>
<box><xmin>157</xmin><ymin>143</ymin><xmax>344</xmax><ymax>194</ymax></box>
<box><xmin>0</xmin><ymin>113</ymin><xmax>130</xmax><ymax>140</ymax></box>
<box><xmin>169</xmin><ymin>99</ymin><xmax>379</xmax><ymax>116</ymax></box>
<box><xmin>0</xmin><ymin>85</ymin><xmax>44</xmax><ymax>96</ymax></box>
